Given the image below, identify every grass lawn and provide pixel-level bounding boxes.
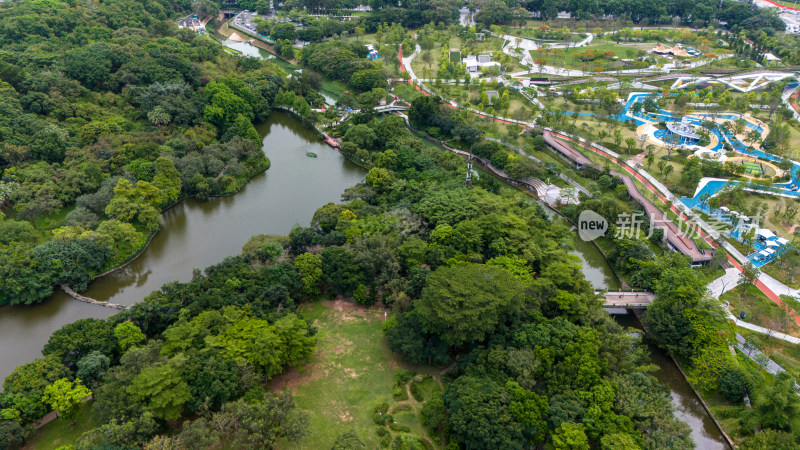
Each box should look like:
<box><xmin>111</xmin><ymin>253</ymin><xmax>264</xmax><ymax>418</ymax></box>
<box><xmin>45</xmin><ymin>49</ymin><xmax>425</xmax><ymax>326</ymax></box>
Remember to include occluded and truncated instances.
<box><xmin>272</xmin><ymin>300</ymin><xmax>444</xmax><ymax>449</ymax></box>
<box><xmin>391</xmin><ymin>83</ymin><xmax>425</xmax><ymax>103</ymax></box>
<box><xmin>721</xmin><ymin>284</ymin><xmax>800</xmax><ymax>337</ymax></box>
<box><xmin>410</xmin><ymin>34</ymin><xmax>518</xmax><ymax>79</ymax></box>
<box><xmin>531</xmin><ymin>42</ymin><xmax>661</xmax><ymax>71</ymax></box>
<box><xmin>764</xmin><ymin>249</ymin><xmax>800</xmax><ymax>289</ymax></box>
<box><xmin>32</xmin><ymin>205</ymin><xmax>74</xmax><ymax>230</ymax></box>
<box><xmin>24</xmin><ymin>401</ymin><xmax>97</xmax><ymax>450</ymax></box>
<box><xmin>769</xmin><ymin>0</ymin><xmax>800</xmax><ymax>9</ymax></box>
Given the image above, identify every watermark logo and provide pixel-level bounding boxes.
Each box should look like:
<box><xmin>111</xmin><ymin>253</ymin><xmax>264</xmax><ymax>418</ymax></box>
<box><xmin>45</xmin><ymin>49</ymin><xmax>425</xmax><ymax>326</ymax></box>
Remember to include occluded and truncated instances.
<box><xmin>578</xmin><ymin>209</ymin><xmax>608</xmax><ymax>242</ymax></box>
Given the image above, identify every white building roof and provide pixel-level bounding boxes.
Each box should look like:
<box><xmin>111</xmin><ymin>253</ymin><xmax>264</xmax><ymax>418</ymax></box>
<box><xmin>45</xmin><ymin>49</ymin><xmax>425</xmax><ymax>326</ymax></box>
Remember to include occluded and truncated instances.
<box><xmin>777</xmin><ymin>237</ymin><xmax>790</xmax><ymax>245</ymax></box>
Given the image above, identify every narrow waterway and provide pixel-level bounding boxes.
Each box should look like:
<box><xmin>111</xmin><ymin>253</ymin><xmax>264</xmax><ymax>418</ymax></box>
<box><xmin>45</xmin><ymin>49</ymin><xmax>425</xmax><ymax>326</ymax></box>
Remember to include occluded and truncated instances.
<box><xmin>0</xmin><ymin>112</ymin><xmax>365</xmax><ymax>381</ymax></box>
<box><xmin>571</xmin><ymin>235</ymin><xmax>620</xmax><ymax>290</ymax></box>
<box><xmin>535</xmin><ymin>200</ymin><xmax>620</xmax><ymax>290</ymax></box>
<box><xmin>614</xmin><ymin>314</ymin><xmax>727</xmax><ymax>449</ymax></box>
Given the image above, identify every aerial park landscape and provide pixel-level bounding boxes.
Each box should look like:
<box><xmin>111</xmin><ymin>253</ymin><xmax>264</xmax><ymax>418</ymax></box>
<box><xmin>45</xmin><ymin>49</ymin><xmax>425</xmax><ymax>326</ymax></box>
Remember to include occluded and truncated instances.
<box><xmin>6</xmin><ymin>0</ymin><xmax>800</xmax><ymax>448</ymax></box>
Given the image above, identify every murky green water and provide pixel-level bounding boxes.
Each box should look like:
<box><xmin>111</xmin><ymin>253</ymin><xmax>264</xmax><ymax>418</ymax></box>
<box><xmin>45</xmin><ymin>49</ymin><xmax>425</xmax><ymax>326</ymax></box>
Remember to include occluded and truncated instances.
<box><xmin>614</xmin><ymin>314</ymin><xmax>727</xmax><ymax>449</ymax></box>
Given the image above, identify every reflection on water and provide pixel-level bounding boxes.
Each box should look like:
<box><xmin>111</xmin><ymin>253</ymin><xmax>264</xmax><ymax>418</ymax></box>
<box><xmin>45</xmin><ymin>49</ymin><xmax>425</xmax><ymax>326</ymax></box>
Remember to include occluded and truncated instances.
<box><xmin>614</xmin><ymin>314</ymin><xmax>726</xmax><ymax>449</ymax></box>
<box><xmin>223</xmin><ymin>39</ymin><xmax>276</xmax><ymax>60</ymax></box>
<box><xmin>570</xmin><ymin>235</ymin><xmax>620</xmax><ymax>290</ymax></box>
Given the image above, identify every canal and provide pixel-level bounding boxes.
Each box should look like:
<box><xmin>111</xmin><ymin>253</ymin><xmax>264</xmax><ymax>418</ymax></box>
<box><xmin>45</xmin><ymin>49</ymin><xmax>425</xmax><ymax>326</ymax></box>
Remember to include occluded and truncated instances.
<box><xmin>614</xmin><ymin>314</ymin><xmax>727</xmax><ymax>449</ymax></box>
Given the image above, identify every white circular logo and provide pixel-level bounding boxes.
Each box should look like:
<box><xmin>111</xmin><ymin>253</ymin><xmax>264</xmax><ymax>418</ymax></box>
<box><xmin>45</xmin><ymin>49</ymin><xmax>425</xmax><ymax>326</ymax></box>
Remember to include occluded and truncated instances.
<box><xmin>578</xmin><ymin>210</ymin><xmax>608</xmax><ymax>242</ymax></box>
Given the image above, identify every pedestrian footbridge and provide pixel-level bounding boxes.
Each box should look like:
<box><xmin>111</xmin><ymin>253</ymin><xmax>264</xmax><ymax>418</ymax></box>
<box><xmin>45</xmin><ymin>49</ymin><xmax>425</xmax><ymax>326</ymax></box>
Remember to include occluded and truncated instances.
<box><xmin>599</xmin><ymin>290</ymin><xmax>655</xmax><ymax>309</ymax></box>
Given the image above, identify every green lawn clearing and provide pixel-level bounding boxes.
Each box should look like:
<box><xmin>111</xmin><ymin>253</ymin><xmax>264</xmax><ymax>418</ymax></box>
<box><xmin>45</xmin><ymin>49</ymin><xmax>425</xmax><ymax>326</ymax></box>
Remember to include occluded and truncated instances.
<box><xmin>272</xmin><ymin>300</ymin><xmax>445</xmax><ymax>449</ymax></box>
<box><xmin>764</xmin><ymin>249</ymin><xmax>800</xmax><ymax>289</ymax></box>
<box><xmin>24</xmin><ymin>401</ymin><xmax>97</xmax><ymax>450</ymax></box>
<box><xmin>721</xmin><ymin>284</ymin><xmax>800</xmax><ymax>337</ymax></box>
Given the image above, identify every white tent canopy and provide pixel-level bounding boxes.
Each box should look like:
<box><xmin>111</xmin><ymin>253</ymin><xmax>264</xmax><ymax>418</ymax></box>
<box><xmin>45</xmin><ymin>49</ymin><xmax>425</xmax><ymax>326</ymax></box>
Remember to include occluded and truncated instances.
<box><xmin>756</xmin><ymin>228</ymin><xmax>776</xmax><ymax>239</ymax></box>
<box><xmin>777</xmin><ymin>237</ymin><xmax>790</xmax><ymax>246</ymax></box>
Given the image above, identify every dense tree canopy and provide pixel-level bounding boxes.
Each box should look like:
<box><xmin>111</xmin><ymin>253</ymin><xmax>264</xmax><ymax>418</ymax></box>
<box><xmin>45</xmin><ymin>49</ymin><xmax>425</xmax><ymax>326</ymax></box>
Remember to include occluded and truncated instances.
<box><xmin>415</xmin><ymin>263</ymin><xmax>526</xmax><ymax>346</ymax></box>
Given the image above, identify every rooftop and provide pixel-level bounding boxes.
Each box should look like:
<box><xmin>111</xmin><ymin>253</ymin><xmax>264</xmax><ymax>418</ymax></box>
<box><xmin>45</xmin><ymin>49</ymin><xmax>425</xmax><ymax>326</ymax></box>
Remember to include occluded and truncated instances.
<box><xmin>666</xmin><ymin>117</ymin><xmax>701</xmax><ymax>140</ymax></box>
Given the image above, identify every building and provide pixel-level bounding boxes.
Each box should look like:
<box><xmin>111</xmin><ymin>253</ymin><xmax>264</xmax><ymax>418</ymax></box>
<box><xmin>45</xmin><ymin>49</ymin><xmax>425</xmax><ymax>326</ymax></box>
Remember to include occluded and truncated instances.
<box><xmin>650</xmin><ymin>43</ymin><xmax>691</xmax><ymax>58</ymax></box>
<box><xmin>462</xmin><ymin>53</ymin><xmax>500</xmax><ymax>75</ymax></box>
<box><xmin>665</xmin><ymin>117</ymin><xmax>701</xmax><ymax>146</ymax></box>
<box><xmin>449</xmin><ymin>48</ymin><xmax>461</xmax><ymax>63</ymax></box>
<box><xmin>764</xmin><ymin>52</ymin><xmax>781</xmax><ymax>65</ymax></box>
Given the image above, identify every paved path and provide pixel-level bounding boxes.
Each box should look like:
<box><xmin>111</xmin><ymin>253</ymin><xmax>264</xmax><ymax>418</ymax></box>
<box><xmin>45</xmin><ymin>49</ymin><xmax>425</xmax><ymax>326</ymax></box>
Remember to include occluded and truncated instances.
<box><xmin>400</xmin><ymin>44</ymin><xmax>421</xmax><ymax>87</ymax></box>
<box><xmin>507</xmin><ymin>54</ymin><xmax>731</xmax><ymax>78</ymax></box>
<box><xmin>782</xmin><ymin>85</ymin><xmax>800</xmax><ymax>122</ymax></box>
<box><xmin>459</xmin><ymin>7</ymin><xmax>475</xmax><ymax>26</ymax></box>
<box><xmin>709</xmin><ymin>268</ymin><xmax>742</xmax><ymax>298</ymax></box>
<box><xmin>735</xmin><ymin>334</ymin><xmax>792</xmax><ymax>374</ymax></box>
<box><xmin>733</xmin><ymin>316</ymin><xmax>800</xmax><ymax>344</ymax></box>
<box><xmin>759</xmin><ymin>270</ymin><xmax>800</xmax><ymax>298</ymax></box>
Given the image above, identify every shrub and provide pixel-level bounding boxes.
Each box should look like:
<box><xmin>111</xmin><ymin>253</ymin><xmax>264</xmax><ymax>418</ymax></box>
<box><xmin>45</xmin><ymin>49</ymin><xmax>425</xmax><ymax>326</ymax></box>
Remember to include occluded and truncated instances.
<box><xmin>389</xmin><ymin>422</ymin><xmax>411</xmax><ymax>432</ymax></box>
<box><xmin>393</xmin><ymin>385</ymin><xmax>407</xmax><ymax>401</ymax></box>
<box><xmin>374</xmin><ymin>402</ymin><xmax>391</xmax><ymax>424</ymax></box>
<box><xmin>410</xmin><ymin>382</ymin><xmax>424</xmax><ymax>402</ymax></box>
<box><xmin>719</xmin><ymin>367</ymin><xmax>753</xmax><ymax>403</ymax></box>
<box><xmin>395</xmin><ymin>369</ymin><xmax>413</xmax><ymax>384</ymax></box>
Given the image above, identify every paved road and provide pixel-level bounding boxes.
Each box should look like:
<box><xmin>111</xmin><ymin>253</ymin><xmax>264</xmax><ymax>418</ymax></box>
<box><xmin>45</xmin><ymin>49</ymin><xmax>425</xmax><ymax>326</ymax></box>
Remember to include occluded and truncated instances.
<box><xmin>459</xmin><ymin>7</ymin><xmax>475</xmax><ymax>27</ymax></box>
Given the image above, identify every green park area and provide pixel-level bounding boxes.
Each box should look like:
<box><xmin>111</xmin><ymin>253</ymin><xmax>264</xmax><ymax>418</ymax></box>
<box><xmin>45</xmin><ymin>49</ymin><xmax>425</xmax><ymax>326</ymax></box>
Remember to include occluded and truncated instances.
<box><xmin>721</xmin><ymin>284</ymin><xmax>800</xmax><ymax>337</ymax></box>
<box><xmin>530</xmin><ymin>42</ymin><xmax>656</xmax><ymax>72</ymax></box>
<box><xmin>764</xmin><ymin>249</ymin><xmax>800</xmax><ymax>289</ymax></box>
<box><xmin>8</xmin><ymin>0</ymin><xmax>800</xmax><ymax>448</ymax></box>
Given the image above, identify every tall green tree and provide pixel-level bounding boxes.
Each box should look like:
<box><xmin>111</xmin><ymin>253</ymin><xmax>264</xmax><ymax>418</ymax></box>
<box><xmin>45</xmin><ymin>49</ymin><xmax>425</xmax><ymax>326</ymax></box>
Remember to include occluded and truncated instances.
<box><xmin>415</xmin><ymin>263</ymin><xmax>525</xmax><ymax>346</ymax></box>
<box><xmin>43</xmin><ymin>378</ymin><xmax>91</xmax><ymax>420</ymax></box>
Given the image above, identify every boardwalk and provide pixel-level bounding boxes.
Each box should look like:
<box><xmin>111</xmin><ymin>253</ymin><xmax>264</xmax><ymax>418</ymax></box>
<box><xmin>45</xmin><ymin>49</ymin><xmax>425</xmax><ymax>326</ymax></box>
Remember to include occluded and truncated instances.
<box><xmin>543</xmin><ymin>131</ymin><xmax>713</xmax><ymax>264</ymax></box>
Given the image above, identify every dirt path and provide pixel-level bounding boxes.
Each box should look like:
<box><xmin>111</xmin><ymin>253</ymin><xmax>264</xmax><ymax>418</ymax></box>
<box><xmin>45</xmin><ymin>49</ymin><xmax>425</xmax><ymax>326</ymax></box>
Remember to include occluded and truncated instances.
<box><xmin>402</xmin><ymin>381</ymin><xmax>437</xmax><ymax>449</ymax></box>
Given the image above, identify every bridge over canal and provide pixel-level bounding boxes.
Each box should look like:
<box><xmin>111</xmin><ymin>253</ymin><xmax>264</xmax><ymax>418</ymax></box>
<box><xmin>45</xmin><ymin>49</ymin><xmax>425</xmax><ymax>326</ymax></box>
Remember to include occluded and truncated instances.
<box><xmin>599</xmin><ymin>290</ymin><xmax>655</xmax><ymax>309</ymax></box>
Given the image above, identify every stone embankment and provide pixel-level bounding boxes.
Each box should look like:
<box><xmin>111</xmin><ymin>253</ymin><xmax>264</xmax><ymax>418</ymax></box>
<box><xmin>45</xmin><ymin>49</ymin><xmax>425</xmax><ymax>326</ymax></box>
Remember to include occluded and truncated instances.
<box><xmin>60</xmin><ymin>284</ymin><xmax>130</xmax><ymax>310</ymax></box>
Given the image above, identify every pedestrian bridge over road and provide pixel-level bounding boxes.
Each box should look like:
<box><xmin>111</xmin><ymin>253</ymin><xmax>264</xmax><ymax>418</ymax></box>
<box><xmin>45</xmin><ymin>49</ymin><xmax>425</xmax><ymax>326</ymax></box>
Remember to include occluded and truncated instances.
<box><xmin>598</xmin><ymin>290</ymin><xmax>655</xmax><ymax>309</ymax></box>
